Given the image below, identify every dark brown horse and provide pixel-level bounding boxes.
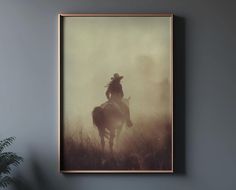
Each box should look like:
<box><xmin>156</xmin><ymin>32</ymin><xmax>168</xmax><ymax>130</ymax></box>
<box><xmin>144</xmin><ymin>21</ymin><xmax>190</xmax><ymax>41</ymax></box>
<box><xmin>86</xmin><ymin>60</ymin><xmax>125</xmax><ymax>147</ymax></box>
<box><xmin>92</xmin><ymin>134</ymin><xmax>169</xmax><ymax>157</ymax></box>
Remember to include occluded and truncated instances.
<box><xmin>92</xmin><ymin>97</ymin><xmax>131</xmax><ymax>153</ymax></box>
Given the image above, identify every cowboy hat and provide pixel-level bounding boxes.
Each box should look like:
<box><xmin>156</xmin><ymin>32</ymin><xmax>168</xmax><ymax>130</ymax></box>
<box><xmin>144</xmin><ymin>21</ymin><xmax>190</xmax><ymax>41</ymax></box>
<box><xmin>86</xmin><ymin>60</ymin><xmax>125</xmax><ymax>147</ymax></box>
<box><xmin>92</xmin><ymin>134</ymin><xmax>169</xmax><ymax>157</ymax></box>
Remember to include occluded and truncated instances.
<box><xmin>111</xmin><ymin>73</ymin><xmax>123</xmax><ymax>80</ymax></box>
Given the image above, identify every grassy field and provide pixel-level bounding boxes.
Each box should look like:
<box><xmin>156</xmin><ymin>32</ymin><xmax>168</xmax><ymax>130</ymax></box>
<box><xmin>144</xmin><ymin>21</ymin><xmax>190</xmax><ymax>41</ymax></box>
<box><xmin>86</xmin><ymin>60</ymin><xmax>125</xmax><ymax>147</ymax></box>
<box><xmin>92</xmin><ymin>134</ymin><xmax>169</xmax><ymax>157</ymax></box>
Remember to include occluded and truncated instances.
<box><xmin>61</xmin><ymin>118</ymin><xmax>172</xmax><ymax>171</ymax></box>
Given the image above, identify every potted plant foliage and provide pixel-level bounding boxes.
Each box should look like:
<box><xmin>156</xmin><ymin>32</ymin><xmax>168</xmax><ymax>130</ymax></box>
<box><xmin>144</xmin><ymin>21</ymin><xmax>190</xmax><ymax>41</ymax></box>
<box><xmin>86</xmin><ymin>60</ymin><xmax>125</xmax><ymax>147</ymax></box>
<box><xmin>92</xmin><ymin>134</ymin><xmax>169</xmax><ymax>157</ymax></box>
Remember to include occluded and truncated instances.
<box><xmin>0</xmin><ymin>137</ymin><xmax>23</xmax><ymax>188</ymax></box>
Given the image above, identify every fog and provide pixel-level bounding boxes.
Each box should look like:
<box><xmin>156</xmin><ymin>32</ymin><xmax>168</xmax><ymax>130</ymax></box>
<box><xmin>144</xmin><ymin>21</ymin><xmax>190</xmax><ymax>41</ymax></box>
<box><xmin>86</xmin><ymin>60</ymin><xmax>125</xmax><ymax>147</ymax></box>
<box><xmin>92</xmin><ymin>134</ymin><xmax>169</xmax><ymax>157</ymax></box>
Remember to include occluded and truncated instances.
<box><xmin>63</xmin><ymin>16</ymin><xmax>172</xmax><ymax>142</ymax></box>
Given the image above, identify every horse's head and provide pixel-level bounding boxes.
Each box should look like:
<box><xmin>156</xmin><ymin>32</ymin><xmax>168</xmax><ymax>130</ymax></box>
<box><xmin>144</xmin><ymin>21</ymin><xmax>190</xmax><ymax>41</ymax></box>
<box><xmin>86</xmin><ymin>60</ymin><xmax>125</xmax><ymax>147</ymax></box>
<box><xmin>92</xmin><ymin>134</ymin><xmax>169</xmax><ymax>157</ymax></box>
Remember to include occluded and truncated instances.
<box><xmin>123</xmin><ymin>96</ymin><xmax>131</xmax><ymax>107</ymax></box>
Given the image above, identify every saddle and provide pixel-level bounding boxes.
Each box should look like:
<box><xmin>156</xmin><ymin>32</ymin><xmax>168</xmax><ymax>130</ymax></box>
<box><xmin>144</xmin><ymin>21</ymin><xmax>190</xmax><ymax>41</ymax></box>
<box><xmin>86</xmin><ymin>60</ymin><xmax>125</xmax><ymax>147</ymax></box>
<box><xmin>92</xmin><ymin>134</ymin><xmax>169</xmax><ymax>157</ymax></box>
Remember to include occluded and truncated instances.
<box><xmin>99</xmin><ymin>98</ymin><xmax>132</xmax><ymax>127</ymax></box>
<box><xmin>100</xmin><ymin>100</ymin><xmax>123</xmax><ymax>116</ymax></box>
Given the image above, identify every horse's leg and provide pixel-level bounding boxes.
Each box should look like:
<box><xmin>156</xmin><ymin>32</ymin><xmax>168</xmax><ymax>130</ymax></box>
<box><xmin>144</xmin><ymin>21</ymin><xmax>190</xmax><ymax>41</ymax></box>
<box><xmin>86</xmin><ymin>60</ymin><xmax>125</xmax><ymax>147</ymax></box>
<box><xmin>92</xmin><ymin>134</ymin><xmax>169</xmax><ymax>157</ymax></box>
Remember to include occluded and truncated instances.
<box><xmin>109</xmin><ymin>137</ymin><xmax>114</xmax><ymax>154</ymax></box>
<box><xmin>116</xmin><ymin>124</ymin><xmax>123</xmax><ymax>144</ymax></box>
<box><xmin>109</xmin><ymin>129</ymin><xmax>115</xmax><ymax>154</ymax></box>
<box><xmin>99</xmin><ymin>128</ymin><xmax>105</xmax><ymax>153</ymax></box>
<box><xmin>101</xmin><ymin>136</ymin><xmax>105</xmax><ymax>153</ymax></box>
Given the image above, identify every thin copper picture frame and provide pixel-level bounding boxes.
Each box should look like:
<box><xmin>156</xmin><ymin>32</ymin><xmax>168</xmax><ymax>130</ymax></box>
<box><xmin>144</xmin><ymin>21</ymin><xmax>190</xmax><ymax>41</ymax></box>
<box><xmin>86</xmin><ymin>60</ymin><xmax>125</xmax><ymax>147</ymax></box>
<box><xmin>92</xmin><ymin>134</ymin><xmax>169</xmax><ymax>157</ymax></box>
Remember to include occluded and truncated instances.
<box><xmin>58</xmin><ymin>13</ymin><xmax>173</xmax><ymax>173</ymax></box>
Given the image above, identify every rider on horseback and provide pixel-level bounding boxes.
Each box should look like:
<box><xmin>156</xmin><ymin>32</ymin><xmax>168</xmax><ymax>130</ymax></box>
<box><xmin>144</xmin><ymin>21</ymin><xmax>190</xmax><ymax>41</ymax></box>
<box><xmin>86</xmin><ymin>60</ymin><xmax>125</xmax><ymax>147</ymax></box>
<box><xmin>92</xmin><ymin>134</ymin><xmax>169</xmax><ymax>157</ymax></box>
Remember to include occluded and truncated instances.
<box><xmin>105</xmin><ymin>73</ymin><xmax>133</xmax><ymax>127</ymax></box>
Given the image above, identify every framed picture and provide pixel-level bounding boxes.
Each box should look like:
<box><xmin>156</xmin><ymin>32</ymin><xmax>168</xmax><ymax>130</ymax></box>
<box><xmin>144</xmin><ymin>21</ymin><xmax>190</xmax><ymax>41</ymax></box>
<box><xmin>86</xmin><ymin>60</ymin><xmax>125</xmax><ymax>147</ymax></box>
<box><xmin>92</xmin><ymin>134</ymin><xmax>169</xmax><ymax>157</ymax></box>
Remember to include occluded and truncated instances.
<box><xmin>58</xmin><ymin>13</ymin><xmax>173</xmax><ymax>173</ymax></box>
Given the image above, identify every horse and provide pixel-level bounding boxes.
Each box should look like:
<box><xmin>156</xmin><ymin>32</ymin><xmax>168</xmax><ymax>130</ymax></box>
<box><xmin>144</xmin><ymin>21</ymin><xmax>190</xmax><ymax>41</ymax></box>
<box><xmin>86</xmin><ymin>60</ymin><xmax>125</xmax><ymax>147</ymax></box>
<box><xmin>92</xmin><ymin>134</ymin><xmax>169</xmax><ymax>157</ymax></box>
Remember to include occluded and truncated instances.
<box><xmin>92</xmin><ymin>97</ymin><xmax>131</xmax><ymax>153</ymax></box>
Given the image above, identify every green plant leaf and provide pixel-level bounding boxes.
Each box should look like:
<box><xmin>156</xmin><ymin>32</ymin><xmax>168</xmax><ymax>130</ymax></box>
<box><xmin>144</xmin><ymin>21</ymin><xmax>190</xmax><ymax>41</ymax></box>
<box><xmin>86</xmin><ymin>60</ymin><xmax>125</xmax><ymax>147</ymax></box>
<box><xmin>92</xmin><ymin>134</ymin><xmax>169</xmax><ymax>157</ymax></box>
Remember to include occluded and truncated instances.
<box><xmin>0</xmin><ymin>137</ymin><xmax>16</xmax><ymax>153</ymax></box>
<box><xmin>0</xmin><ymin>137</ymin><xmax>23</xmax><ymax>188</ymax></box>
<box><xmin>0</xmin><ymin>176</ymin><xmax>14</xmax><ymax>188</ymax></box>
<box><xmin>0</xmin><ymin>152</ymin><xmax>23</xmax><ymax>175</ymax></box>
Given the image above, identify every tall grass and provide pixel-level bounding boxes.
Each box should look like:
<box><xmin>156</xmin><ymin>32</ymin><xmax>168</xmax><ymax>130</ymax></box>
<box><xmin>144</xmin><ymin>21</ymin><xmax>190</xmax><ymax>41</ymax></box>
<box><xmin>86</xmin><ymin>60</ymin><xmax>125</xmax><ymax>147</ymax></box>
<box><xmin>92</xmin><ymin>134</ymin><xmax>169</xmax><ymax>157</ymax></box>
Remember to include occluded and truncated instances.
<box><xmin>62</xmin><ymin>118</ymin><xmax>172</xmax><ymax>171</ymax></box>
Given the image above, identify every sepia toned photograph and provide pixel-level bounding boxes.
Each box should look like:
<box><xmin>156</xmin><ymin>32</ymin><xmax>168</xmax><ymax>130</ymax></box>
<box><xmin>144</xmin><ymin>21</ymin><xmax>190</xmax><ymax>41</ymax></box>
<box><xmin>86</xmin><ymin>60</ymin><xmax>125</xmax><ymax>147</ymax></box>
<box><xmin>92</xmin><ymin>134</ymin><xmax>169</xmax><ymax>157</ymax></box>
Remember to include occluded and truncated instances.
<box><xmin>58</xmin><ymin>14</ymin><xmax>173</xmax><ymax>173</ymax></box>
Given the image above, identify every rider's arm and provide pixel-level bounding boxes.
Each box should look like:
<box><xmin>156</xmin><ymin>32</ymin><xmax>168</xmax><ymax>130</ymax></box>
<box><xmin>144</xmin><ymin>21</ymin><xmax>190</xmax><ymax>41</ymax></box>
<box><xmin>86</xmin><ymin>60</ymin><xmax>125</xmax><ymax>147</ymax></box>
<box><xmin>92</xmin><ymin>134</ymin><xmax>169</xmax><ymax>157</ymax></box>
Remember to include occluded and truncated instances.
<box><xmin>120</xmin><ymin>85</ymin><xmax>124</xmax><ymax>98</ymax></box>
<box><xmin>105</xmin><ymin>88</ymin><xmax>110</xmax><ymax>100</ymax></box>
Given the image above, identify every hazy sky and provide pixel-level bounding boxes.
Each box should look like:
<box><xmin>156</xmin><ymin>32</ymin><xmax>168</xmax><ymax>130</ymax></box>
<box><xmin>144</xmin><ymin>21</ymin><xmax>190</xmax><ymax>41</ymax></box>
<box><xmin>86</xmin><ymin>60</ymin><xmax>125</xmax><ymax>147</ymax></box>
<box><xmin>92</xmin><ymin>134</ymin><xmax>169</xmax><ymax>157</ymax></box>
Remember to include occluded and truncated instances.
<box><xmin>63</xmin><ymin>16</ymin><xmax>172</xmax><ymax>135</ymax></box>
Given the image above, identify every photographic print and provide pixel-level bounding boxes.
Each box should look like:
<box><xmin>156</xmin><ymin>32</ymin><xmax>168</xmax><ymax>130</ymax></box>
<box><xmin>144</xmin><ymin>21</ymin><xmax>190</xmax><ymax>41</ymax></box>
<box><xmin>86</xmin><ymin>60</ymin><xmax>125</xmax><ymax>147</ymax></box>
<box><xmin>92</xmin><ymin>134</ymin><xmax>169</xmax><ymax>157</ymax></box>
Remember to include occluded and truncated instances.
<box><xmin>58</xmin><ymin>14</ymin><xmax>173</xmax><ymax>173</ymax></box>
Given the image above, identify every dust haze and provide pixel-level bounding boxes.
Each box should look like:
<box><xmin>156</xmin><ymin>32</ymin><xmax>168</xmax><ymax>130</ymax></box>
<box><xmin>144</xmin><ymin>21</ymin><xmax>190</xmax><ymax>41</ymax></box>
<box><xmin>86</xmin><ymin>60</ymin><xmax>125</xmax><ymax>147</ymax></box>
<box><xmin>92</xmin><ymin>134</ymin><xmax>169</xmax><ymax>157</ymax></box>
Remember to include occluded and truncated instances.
<box><xmin>62</xmin><ymin>17</ymin><xmax>172</xmax><ymax>170</ymax></box>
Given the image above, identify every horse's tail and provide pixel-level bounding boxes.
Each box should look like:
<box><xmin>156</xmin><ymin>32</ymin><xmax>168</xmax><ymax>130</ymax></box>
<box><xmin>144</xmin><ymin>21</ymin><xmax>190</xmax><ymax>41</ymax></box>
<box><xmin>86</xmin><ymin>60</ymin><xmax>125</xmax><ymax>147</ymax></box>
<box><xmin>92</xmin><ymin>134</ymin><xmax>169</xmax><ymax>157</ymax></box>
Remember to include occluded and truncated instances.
<box><xmin>92</xmin><ymin>106</ymin><xmax>105</xmax><ymax>129</ymax></box>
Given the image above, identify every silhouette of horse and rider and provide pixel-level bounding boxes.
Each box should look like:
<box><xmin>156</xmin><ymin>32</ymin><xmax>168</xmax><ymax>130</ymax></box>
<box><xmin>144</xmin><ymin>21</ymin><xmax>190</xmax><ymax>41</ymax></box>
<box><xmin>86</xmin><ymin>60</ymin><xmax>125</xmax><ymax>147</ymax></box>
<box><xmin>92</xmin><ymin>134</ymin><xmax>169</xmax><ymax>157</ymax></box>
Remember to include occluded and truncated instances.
<box><xmin>92</xmin><ymin>73</ymin><xmax>133</xmax><ymax>153</ymax></box>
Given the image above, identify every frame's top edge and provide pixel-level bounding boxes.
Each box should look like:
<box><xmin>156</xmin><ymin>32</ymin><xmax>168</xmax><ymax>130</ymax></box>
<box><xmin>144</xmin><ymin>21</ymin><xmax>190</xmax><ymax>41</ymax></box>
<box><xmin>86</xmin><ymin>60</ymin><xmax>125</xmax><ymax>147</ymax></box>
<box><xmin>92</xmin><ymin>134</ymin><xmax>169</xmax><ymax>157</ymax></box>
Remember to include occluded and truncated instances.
<box><xmin>58</xmin><ymin>13</ymin><xmax>174</xmax><ymax>17</ymax></box>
